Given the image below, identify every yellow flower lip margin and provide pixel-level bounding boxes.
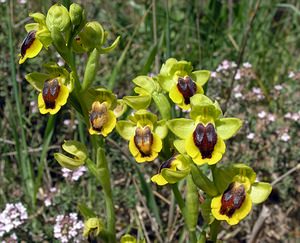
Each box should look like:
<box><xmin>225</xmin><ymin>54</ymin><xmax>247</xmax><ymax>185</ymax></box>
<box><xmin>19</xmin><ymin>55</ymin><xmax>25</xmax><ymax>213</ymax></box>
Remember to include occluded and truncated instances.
<box><xmin>151</xmin><ymin>154</ymin><xmax>191</xmax><ymax>185</ymax></box>
<box><xmin>211</xmin><ymin>164</ymin><xmax>272</xmax><ymax>225</ymax></box>
<box><xmin>116</xmin><ymin>110</ymin><xmax>168</xmax><ymax>163</ymax></box>
<box><xmin>19</xmin><ymin>30</ymin><xmax>43</xmax><ymax>64</ymax></box>
<box><xmin>38</xmin><ymin>77</ymin><xmax>69</xmax><ymax>115</ymax></box>
<box><xmin>88</xmin><ymin>101</ymin><xmax>117</xmax><ymax>137</ymax></box>
<box><xmin>185</xmin><ymin>122</ymin><xmax>226</xmax><ymax>166</ymax></box>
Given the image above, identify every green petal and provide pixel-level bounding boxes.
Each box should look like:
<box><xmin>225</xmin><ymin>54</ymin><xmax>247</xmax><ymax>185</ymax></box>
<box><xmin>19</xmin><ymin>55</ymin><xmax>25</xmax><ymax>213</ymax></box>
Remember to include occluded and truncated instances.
<box><xmin>154</xmin><ymin>120</ymin><xmax>168</xmax><ymax>139</ymax></box>
<box><xmin>215</xmin><ymin>118</ymin><xmax>243</xmax><ymax>140</ymax></box>
<box><xmin>123</xmin><ymin>95</ymin><xmax>151</xmax><ymax>110</ymax></box>
<box><xmin>161</xmin><ymin>168</ymin><xmax>190</xmax><ymax>184</ymax></box>
<box><xmin>250</xmin><ymin>182</ymin><xmax>272</xmax><ymax>204</ymax></box>
<box><xmin>116</xmin><ymin>121</ymin><xmax>136</xmax><ymax>140</ymax></box>
<box><xmin>129</xmin><ymin>109</ymin><xmax>157</xmax><ymax>125</ymax></box>
<box><xmin>192</xmin><ymin>70</ymin><xmax>210</xmax><ymax>86</ymax></box>
<box><xmin>25</xmin><ymin>23</ymin><xmax>38</xmax><ymax>32</ymax></box>
<box><xmin>157</xmin><ymin>74</ymin><xmax>176</xmax><ymax>92</ymax></box>
<box><xmin>167</xmin><ymin>118</ymin><xmax>194</xmax><ymax>139</ymax></box>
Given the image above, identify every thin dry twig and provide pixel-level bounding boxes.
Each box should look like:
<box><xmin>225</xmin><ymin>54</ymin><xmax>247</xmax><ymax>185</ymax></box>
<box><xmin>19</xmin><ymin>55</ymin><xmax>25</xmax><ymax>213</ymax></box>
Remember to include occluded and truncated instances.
<box><xmin>247</xmin><ymin>205</ymin><xmax>271</xmax><ymax>243</ymax></box>
<box><xmin>133</xmin><ymin>177</ymin><xmax>163</xmax><ymax>243</ymax></box>
<box><xmin>248</xmin><ymin>164</ymin><xmax>299</xmax><ymax>243</ymax></box>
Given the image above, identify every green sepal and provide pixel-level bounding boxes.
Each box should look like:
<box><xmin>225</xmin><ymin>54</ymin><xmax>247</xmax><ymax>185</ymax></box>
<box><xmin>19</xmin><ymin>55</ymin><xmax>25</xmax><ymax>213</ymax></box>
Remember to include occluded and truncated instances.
<box><xmin>54</xmin><ymin>153</ymin><xmax>85</xmax><ymax>170</ymax></box>
<box><xmin>190</xmin><ymin>163</ymin><xmax>218</xmax><ymax>197</ymax></box>
<box><xmin>199</xmin><ymin>198</ymin><xmax>215</xmax><ymax>225</ymax></box>
<box><xmin>36</xmin><ymin>28</ymin><xmax>52</xmax><ymax>48</ymax></box>
<box><xmin>29</xmin><ymin>12</ymin><xmax>46</xmax><ymax>24</ymax></box>
<box><xmin>123</xmin><ymin>95</ymin><xmax>151</xmax><ymax>110</ymax></box>
<box><xmin>167</xmin><ymin>118</ymin><xmax>194</xmax><ymax>139</ymax></box>
<box><xmin>116</xmin><ymin>120</ymin><xmax>136</xmax><ymax>140</ymax></box>
<box><xmin>173</xmin><ymin>139</ymin><xmax>186</xmax><ymax>154</ymax></box>
<box><xmin>215</xmin><ymin>118</ymin><xmax>243</xmax><ymax>140</ymax></box>
<box><xmin>250</xmin><ymin>182</ymin><xmax>272</xmax><ymax>204</ymax></box>
<box><xmin>191</xmin><ymin>70</ymin><xmax>210</xmax><ymax>86</ymax></box>
<box><xmin>157</xmin><ymin>74</ymin><xmax>175</xmax><ymax>92</ymax></box>
<box><xmin>25</xmin><ymin>23</ymin><xmax>38</xmax><ymax>32</ymax></box>
<box><xmin>25</xmin><ymin>72</ymin><xmax>52</xmax><ymax>91</ymax></box>
<box><xmin>154</xmin><ymin>120</ymin><xmax>168</xmax><ymax>139</ymax></box>
<box><xmin>213</xmin><ymin>163</ymin><xmax>256</xmax><ymax>193</ymax></box>
<box><xmin>62</xmin><ymin>140</ymin><xmax>87</xmax><ymax>160</ymax></box>
<box><xmin>132</xmin><ymin>76</ymin><xmax>157</xmax><ymax>94</ymax></box>
<box><xmin>82</xmin><ymin>48</ymin><xmax>100</xmax><ymax>92</ymax></box>
<box><xmin>152</xmin><ymin>92</ymin><xmax>171</xmax><ymax>120</ymax></box>
<box><xmin>98</xmin><ymin>36</ymin><xmax>120</xmax><ymax>54</ymax></box>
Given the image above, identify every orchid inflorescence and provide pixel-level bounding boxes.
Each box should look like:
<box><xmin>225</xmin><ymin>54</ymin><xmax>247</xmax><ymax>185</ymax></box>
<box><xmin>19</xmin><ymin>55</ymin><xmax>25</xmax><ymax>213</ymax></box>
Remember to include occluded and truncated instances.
<box><xmin>20</xmin><ymin>2</ymin><xmax>272</xmax><ymax>242</ymax></box>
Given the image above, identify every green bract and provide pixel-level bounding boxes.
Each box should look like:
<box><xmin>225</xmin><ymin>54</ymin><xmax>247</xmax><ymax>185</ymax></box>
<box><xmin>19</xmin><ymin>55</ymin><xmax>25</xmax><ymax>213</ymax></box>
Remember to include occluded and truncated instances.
<box><xmin>54</xmin><ymin>140</ymin><xmax>87</xmax><ymax>170</ymax></box>
<box><xmin>46</xmin><ymin>4</ymin><xmax>71</xmax><ymax>32</ymax></box>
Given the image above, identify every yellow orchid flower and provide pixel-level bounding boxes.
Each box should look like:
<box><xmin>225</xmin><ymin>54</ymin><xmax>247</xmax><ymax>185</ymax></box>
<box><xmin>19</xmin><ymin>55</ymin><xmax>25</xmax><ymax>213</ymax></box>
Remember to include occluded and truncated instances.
<box><xmin>38</xmin><ymin>77</ymin><xmax>69</xmax><ymax>115</ymax></box>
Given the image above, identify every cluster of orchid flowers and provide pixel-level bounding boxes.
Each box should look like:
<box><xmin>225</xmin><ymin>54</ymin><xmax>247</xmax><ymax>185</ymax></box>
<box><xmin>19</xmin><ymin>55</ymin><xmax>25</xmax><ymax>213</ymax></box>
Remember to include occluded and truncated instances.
<box><xmin>20</xmin><ymin>2</ymin><xmax>272</xmax><ymax>241</ymax></box>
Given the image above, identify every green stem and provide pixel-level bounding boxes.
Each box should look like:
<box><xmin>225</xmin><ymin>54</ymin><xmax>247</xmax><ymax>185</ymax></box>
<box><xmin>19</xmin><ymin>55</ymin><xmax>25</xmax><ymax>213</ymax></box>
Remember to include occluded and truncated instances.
<box><xmin>96</xmin><ymin>147</ymin><xmax>116</xmax><ymax>243</ymax></box>
<box><xmin>171</xmin><ymin>183</ymin><xmax>197</xmax><ymax>243</ymax></box>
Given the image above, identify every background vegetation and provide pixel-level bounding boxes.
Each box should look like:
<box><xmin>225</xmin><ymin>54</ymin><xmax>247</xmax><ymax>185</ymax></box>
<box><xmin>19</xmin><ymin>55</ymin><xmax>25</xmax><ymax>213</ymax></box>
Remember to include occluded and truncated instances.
<box><xmin>0</xmin><ymin>0</ymin><xmax>299</xmax><ymax>242</ymax></box>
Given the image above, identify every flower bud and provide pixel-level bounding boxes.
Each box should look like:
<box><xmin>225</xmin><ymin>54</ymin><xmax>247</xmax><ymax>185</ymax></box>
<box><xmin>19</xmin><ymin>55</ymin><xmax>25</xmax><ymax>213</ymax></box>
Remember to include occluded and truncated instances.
<box><xmin>54</xmin><ymin>140</ymin><xmax>87</xmax><ymax>170</ymax></box>
<box><xmin>83</xmin><ymin>217</ymin><xmax>103</xmax><ymax>237</ymax></box>
<box><xmin>46</xmin><ymin>4</ymin><xmax>71</xmax><ymax>32</ymax></box>
<box><xmin>69</xmin><ymin>3</ymin><xmax>85</xmax><ymax>26</ymax></box>
<box><xmin>79</xmin><ymin>21</ymin><xmax>104</xmax><ymax>50</ymax></box>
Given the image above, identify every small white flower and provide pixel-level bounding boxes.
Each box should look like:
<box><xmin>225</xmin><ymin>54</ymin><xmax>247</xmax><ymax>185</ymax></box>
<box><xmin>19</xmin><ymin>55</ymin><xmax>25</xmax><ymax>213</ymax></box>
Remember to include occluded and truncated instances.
<box><xmin>280</xmin><ymin>133</ymin><xmax>290</xmax><ymax>142</ymax></box>
<box><xmin>246</xmin><ymin>133</ymin><xmax>255</xmax><ymax>140</ymax></box>
<box><xmin>252</xmin><ymin>87</ymin><xmax>262</xmax><ymax>94</ymax></box>
<box><xmin>234</xmin><ymin>70</ymin><xmax>241</xmax><ymax>80</ymax></box>
<box><xmin>274</xmin><ymin>85</ymin><xmax>283</xmax><ymax>91</ymax></box>
<box><xmin>258</xmin><ymin>111</ymin><xmax>267</xmax><ymax>119</ymax></box>
<box><xmin>243</xmin><ymin>62</ymin><xmax>252</xmax><ymax>68</ymax></box>
<box><xmin>211</xmin><ymin>71</ymin><xmax>217</xmax><ymax>78</ymax></box>
<box><xmin>62</xmin><ymin>166</ymin><xmax>86</xmax><ymax>181</ymax></box>
<box><xmin>284</xmin><ymin>112</ymin><xmax>292</xmax><ymax>119</ymax></box>
<box><xmin>234</xmin><ymin>92</ymin><xmax>242</xmax><ymax>99</ymax></box>
<box><xmin>291</xmin><ymin>113</ymin><xmax>300</xmax><ymax>121</ymax></box>
<box><xmin>53</xmin><ymin>213</ymin><xmax>83</xmax><ymax>243</ymax></box>
<box><xmin>267</xmin><ymin>114</ymin><xmax>276</xmax><ymax>122</ymax></box>
<box><xmin>288</xmin><ymin>71</ymin><xmax>295</xmax><ymax>78</ymax></box>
